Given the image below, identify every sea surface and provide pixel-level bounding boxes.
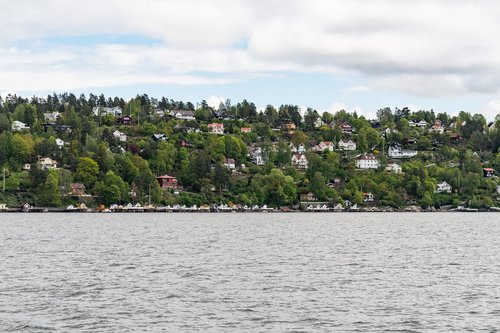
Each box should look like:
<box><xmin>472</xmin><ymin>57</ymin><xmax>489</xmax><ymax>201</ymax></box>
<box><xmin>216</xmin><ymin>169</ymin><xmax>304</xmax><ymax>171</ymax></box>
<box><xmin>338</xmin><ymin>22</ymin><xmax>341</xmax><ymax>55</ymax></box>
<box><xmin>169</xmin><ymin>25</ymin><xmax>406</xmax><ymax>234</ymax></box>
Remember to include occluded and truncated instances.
<box><xmin>1</xmin><ymin>213</ymin><xmax>500</xmax><ymax>332</ymax></box>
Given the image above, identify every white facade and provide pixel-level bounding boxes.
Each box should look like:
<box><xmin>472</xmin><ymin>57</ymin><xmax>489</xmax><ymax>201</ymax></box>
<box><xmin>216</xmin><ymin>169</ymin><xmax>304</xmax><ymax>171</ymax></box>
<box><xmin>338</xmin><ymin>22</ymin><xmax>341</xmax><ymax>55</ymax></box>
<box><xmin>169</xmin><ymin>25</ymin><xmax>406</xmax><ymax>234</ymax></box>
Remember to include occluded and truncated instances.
<box><xmin>435</xmin><ymin>181</ymin><xmax>452</xmax><ymax>193</ymax></box>
<box><xmin>208</xmin><ymin>123</ymin><xmax>224</xmax><ymax>134</ymax></box>
<box><xmin>113</xmin><ymin>130</ymin><xmax>127</xmax><ymax>142</ymax></box>
<box><xmin>313</xmin><ymin>141</ymin><xmax>335</xmax><ymax>152</ymax></box>
<box><xmin>385</xmin><ymin>162</ymin><xmax>402</xmax><ymax>174</ymax></box>
<box><xmin>12</xmin><ymin>120</ymin><xmax>29</xmax><ymax>131</ymax></box>
<box><xmin>174</xmin><ymin>111</ymin><xmax>196</xmax><ymax>120</ymax></box>
<box><xmin>92</xmin><ymin>106</ymin><xmax>123</xmax><ymax>117</ymax></box>
<box><xmin>55</xmin><ymin>138</ymin><xmax>65</xmax><ymax>148</ymax></box>
<box><xmin>38</xmin><ymin>157</ymin><xmax>58</xmax><ymax>170</ymax></box>
<box><xmin>291</xmin><ymin>154</ymin><xmax>308</xmax><ymax>169</ymax></box>
<box><xmin>356</xmin><ymin>153</ymin><xmax>379</xmax><ymax>169</ymax></box>
<box><xmin>338</xmin><ymin>139</ymin><xmax>356</xmax><ymax>151</ymax></box>
<box><xmin>388</xmin><ymin>146</ymin><xmax>417</xmax><ymax>158</ymax></box>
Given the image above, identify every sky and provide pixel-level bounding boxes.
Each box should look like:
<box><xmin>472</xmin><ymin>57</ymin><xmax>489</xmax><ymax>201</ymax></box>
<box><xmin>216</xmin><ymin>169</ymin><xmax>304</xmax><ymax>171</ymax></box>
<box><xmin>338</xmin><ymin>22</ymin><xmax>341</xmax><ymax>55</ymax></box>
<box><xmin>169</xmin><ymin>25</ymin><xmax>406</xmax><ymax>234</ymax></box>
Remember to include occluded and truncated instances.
<box><xmin>1</xmin><ymin>0</ymin><xmax>500</xmax><ymax>120</ymax></box>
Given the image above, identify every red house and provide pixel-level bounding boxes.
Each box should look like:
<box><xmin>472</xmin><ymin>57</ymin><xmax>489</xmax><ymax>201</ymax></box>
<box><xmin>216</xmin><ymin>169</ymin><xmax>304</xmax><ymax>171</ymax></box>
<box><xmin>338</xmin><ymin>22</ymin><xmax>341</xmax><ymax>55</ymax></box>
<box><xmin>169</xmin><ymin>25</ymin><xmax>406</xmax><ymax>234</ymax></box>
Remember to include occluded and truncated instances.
<box><xmin>157</xmin><ymin>175</ymin><xmax>178</xmax><ymax>189</ymax></box>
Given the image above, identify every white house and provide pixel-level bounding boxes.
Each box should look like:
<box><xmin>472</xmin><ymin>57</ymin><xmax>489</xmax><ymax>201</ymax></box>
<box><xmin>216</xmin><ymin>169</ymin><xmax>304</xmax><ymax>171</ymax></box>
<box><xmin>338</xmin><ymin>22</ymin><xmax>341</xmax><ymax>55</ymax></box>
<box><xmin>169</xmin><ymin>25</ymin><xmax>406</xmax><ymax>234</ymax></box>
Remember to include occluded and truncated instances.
<box><xmin>250</xmin><ymin>148</ymin><xmax>265</xmax><ymax>166</ymax></box>
<box><xmin>435</xmin><ymin>181</ymin><xmax>452</xmax><ymax>193</ymax></box>
<box><xmin>55</xmin><ymin>138</ymin><xmax>65</xmax><ymax>148</ymax></box>
<box><xmin>291</xmin><ymin>153</ymin><xmax>308</xmax><ymax>169</ymax></box>
<box><xmin>224</xmin><ymin>158</ymin><xmax>236</xmax><ymax>170</ymax></box>
<box><xmin>44</xmin><ymin>112</ymin><xmax>61</xmax><ymax>122</ymax></box>
<box><xmin>416</xmin><ymin>120</ymin><xmax>428</xmax><ymax>128</ymax></box>
<box><xmin>173</xmin><ymin>110</ymin><xmax>196</xmax><ymax>120</ymax></box>
<box><xmin>355</xmin><ymin>153</ymin><xmax>379</xmax><ymax>169</ymax></box>
<box><xmin>429</xmin><ymin>120</ymin><xmax>445</xmax><ymax>134</ymax></box>
<box><xmin>113</xmin><ymin>130</ymin><xmax>127</xmax><ymax>142</ymax></box>
<box><xmin>338</xmin><ymin>139</ymin><xmax>357</xmax><ymax>151</ymax></box>
<box><xmin>385</xmin><ymin>162</ymin><xmax>403</xmax><ymax>174</ymax></box>
<box><xmin>208</xmin><ymin>123</ymin><xmax>224</xmax><ymax>134</ymax></box>
<box><xmin>314</xmin><ymin>118</ymin><xmax>324</xmax><ymax>128</ymax></box>
<box><xmin>12</xmin><ymin>120</ymin><xmax>29</xmax><ymax>131</ymax></box>
<box><xmin>92</xmin><ymin>106</ymin><xmax>123</xmax><ymax>117</ymax></box>
<box><xmin>37</xmin><ymin>157</ymin><xmax>58</xmax><ymax>170</ymax></box>
<box><xmin>388</xmin><ymin>145</ymin><xmax>417</xmax><ymax>158</ymax></box>
<box><xmin>363</xmin><ymin>192</ymin><xmax>374</xmax><ymax>202</ymax></box>
<box><xmin>313</xmin><ymin>141</ymin><xmax>335</xmax><ymax>152</ymax></box>
<box><xmin>289</xmin><ymin>143</ymin><xmax>306</xmax><ymax>153</ymax></box>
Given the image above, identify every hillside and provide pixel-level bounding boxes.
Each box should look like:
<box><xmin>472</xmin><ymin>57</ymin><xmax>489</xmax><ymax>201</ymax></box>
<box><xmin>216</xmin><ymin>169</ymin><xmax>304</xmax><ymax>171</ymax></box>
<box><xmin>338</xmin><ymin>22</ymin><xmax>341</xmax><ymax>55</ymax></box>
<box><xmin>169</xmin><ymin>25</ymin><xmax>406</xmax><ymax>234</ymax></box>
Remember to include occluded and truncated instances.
<box><xmin>0</xmin><ymin>93</ymin><xmax>499</xmax><ymax>210</ymax></box>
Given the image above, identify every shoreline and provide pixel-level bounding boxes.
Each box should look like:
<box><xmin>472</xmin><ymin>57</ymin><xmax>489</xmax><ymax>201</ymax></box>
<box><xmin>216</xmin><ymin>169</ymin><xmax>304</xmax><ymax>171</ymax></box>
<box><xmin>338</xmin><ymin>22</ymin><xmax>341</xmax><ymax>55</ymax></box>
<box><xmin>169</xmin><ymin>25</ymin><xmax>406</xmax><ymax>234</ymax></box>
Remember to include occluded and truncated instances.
<box><xmin>1</xmin><ymin>208</ymin><xmax>498</xmax><ymax>213</ymax></box>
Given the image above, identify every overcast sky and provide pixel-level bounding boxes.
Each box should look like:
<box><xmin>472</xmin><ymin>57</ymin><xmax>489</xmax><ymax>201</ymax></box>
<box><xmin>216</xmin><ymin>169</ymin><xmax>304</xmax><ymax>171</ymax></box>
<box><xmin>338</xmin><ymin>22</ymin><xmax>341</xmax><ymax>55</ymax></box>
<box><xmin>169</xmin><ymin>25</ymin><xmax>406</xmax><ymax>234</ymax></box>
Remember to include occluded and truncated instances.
<box><xmin>1</xmin><ymin>0</ymin><xmax>499</xmax><ymax>120</ymax></box>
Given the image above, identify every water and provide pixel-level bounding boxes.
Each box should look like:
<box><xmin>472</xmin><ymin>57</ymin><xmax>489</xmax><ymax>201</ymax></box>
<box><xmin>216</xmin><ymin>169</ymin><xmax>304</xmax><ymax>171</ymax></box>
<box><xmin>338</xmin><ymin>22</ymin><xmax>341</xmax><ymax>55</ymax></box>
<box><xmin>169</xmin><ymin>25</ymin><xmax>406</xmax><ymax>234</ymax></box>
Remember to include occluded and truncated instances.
<box><xmin>1</xmin><ymin>213</ymin><xmax>500</xmax><ymax>332</ymax></box>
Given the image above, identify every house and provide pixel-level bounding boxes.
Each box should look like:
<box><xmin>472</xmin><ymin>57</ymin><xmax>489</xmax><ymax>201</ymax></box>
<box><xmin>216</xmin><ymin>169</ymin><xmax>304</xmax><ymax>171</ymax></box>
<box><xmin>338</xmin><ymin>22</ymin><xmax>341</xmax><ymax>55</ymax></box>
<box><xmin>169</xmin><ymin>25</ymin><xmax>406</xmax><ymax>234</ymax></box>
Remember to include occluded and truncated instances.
<box><xmin>55</xmin><ymin>138</ymin><xmax>65</xmax><ymax>148</ymax></box>
<box><xmin>313</xmin><ymin>141</ymin><xmax>335</xmax><ymax>152</ymax></box>
<box><xmin>291</xmin><ymin>153</ymin><xmax>308</xmax><ymax>169</ymax></box>
<box><xmin>69</xmin><ymin>183</ymin><xmax>86</xmax><ymax>196</ymax></box>
<box><xmin>385</xmin><ymin>162</ymin><xmax>403</xmax><ymax>174</ymax></box>
<box><xmin>154</xmin><ymin>108</ymin><xmax>166</xmax><ymax>118</ymax></box>
<box><xmin>416</xmin><ymin>120</ymin><xmax>428</xmax><ymax>128</ymax></box>
<box><xmin>341</xmin><ymin>122</ymin><xmax>353</xmax><ymax>134</ymax></box>
<box><xmin>388</xmin><ymin>145</ymin><xmax>417</xmax><ymax>158</ymax></box>
<box><xmin>117</xmin><ymin>116</ymin><xmax>132</xmax><ymax>125</ymax></box>
<box><xmin>240</xmin><ymin>127</ymin><xmax>252</xmax><ymax>133</ymax></box>
<box><xmin>0</xmin><ymin>203</ymin><xmax>7</xmax><ymax>211</ymax></box>
<box><xmin>408</xmin><ymin>120</ymin><xmax>416</xmax><ymax>127</ymax></box>
<box><xmin>151</xmin><ymin>134</ymin><xmax>168</xmax><ymax>142</ymax></box>
<box><xmin>289</xmin><ymin>143</ymin><xmax>306</xmax><ymax>153</ymax></box>
<box><xmin>113</xmin><ymin>130</ymin><xmax>127</xmax><ymax>142</ymax></box>
<box><xmin>37</xmin><ymin>156</ymin><xmax>58</xmax><ymax>170</ymax></box>
<box><xmin>300</xmin><ymin>192</ymin><xmax>317</xmax><ymax>202</ymax></box>
<box><xmin>173</xmin><ymin>110</ymin><xmax>196</xmax><ymax>120</ymax></box>
<box><xmin>429</xmin><ymin>120</ymin><xmax>445</xmax><ymax>134</ymax></box>
<box><xmin>177</xmin><ymin>139</ymin><xmax>193</xmax><ymax>148</ymax></box>
<box><xmin>332</xmin><ymin>203</ymin><xmax>344</xmax><ymax>212</ymax></box>
<box><xmin>12</xmin><ymin>120</ymin><xmax>29</xmax><ymax>131</ymax></box>
<box><xmin>435</xmin><ymin>181</ymin><xmax>452</xmax><ymax>193</ymax></box>
<box><xmin>363</xmin><ymin>192</ymin><xmax>374</xmax><ymax>202</ymax></box>
<box><xmin>208</xmin><ymin>123</ymin><xmax>224</xmax><ymax>134</ymax></box>
<box><xmin>327</xmin><ymin>177</ymin><xmax>343</xmax><ymax>189</ymax></box>
<box><xmin>483</xmin><ymin>168</ymin><xmax>496</xmax><ymax>177</ymax></box>
<box><xmin>355</xmin><ymin>153</ymin><xmax>379</xmax><ymax>169</ymax></box>
<box><xmin>285</xmin><ymin>123</ymin><xmax>296</xmax><ymax>131</ymax></box>
<box><xmin>224</xmin><ymin>158</ymin><xmax>236</xmax><ymax>170</ymax></box>
<box><xmin>314</xmin><ymin>118</ymin><xmax>324</xmax><ymax>128</ymax></box>
<box><xmin>157</xmin><ymin>175</ymin><xmax>179</xmax><ymax>189</ymax></box>
<box><xmin>44</xmin><ymin>111</ymin><xmax>61</xmax><ymax>122</ymax></box>
<box><xmin>407</xmin><ymin>138</ymin><xmax>418</xmax><ymax>145</ymax></box>
<box><xmin>338</xmin><ymin>139</ymin><xmax>356</xmax><ymax>151</ymax></box>
<box><xmin>250</xmin><ymin>147</ymin><xmax>265</xmax><ymax>166</ymax></box>
<box><xmin>92</xmin><ymin>106</ymin><xmax>123</xmax><ymax>117</ymax></box>
<box><xmin>23</xmin><ymin>163</ymin><xmax>31</xmax><ymax>171</ymax></box>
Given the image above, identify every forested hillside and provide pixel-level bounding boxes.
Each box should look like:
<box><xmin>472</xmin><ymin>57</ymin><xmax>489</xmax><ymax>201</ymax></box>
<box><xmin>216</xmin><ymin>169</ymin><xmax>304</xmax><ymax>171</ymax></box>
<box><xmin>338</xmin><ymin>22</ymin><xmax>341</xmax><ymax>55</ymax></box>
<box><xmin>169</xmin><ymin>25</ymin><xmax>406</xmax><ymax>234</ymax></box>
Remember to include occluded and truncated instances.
<box><xmin>0</xmin><ymin>93</ymin><xmax>499</xmax><ymax>210</ymax></box>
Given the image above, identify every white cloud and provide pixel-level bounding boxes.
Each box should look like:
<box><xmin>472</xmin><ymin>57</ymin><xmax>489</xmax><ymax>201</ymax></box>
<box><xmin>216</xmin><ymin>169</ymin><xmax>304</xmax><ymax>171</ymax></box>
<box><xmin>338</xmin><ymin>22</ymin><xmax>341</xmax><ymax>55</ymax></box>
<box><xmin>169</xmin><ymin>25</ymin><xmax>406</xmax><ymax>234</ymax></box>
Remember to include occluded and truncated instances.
<box><xmin>206</xmin><ymin>95</ymin><xmax>226</xmax><ymax>109</ymax></box>
<box><xmin>482</xmin><ymin>99</ymin><xmax>500</xmax><ymax>122</ymax></box>
<box><xmin>1</xmin><ymin>0</ymin><xmax>500</xmax><ymax>116</ymax></box>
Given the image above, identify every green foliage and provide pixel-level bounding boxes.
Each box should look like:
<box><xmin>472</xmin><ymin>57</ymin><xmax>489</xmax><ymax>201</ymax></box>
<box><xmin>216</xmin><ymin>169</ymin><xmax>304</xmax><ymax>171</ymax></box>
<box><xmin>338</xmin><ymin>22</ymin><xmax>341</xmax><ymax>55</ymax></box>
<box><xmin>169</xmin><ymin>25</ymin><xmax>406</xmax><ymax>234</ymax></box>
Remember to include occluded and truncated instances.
<box><xmin>76</xmin><ymin>157</ymin><xmax>99</xmax><ymax>187</ymax></box>
<box><xmin>0</xmin><ymin>93</ymin><xmax>497</xmax><ymax>209</ymax></box>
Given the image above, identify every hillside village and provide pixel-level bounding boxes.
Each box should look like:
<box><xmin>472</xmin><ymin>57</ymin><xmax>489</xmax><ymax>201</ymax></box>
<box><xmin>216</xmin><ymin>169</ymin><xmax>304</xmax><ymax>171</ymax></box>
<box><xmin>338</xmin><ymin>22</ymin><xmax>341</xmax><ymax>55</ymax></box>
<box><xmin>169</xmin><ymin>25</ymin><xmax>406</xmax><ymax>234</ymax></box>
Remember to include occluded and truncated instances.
<box><xmin>0</xmin><ymin>93</ymin><xmax>499</xmax><ymax>212</ymax></box>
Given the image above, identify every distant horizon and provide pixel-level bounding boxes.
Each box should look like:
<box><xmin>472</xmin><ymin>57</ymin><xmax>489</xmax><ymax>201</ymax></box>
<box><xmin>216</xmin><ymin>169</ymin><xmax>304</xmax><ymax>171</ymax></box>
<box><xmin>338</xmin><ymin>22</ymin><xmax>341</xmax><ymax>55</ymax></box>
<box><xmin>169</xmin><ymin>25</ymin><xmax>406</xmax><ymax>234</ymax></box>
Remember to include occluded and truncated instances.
<box><xmin>2</xmin><ymin>1</ymin><xmax>500</xmax><ymax>121</ymax></box>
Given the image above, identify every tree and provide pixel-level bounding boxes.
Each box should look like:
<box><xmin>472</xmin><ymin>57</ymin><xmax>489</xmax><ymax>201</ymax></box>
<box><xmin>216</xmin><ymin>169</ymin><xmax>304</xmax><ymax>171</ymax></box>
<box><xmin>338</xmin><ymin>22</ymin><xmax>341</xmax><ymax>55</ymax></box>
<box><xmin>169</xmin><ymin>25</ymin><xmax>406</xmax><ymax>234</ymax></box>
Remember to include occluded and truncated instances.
<box><xmin>76</xmin><ymin>157</ymin><xmax>99</xmax><ymax>187</ymax></box>
<box><xmin>309</xmin><ymin>171</ymin><xmax>328</xmax><ymax>200</ymax></box>
<box><xmin>37</xmin><ymin>171</ymin><xmax>61</xmax><ymax>206</ymax></box>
